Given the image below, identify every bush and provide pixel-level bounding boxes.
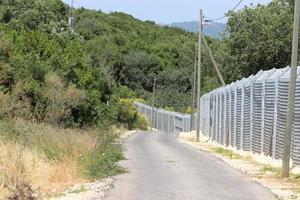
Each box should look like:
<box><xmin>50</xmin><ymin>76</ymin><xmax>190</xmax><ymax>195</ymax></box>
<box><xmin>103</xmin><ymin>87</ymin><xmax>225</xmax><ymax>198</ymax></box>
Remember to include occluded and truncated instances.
<box><xmin>80</xmin><ymin>144</ymin><xmax>124</xmax><ymax>179</ymax></box>
<box><xmin>132</xmin><ymin>114</ymin><xmax>147</xmax><ymax>130</ymax></box>
<box><xmin>44</xmin><ymin>72</ymin><xmax>86</xmax><ymax>126</ymax></box>
<box><xmin>0</xmin><ymin>91</ymin><xmax>12</xmax><ymax>118</ymax></box>
<box><xmin>79</xmin><ymin>130</ymin><xmax>124</xmax><ymax>179</ymax></box>
<box><xmin>117</xmin><ymin>98</ymin><xmax>147</xmax><ymax>130</ymax></box>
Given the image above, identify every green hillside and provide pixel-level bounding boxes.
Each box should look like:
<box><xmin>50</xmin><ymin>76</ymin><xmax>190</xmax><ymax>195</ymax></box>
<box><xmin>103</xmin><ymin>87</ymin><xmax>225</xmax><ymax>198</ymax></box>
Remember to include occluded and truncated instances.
<box><xmin>74</xmin><ymin>9</ymin><xmax>199</xmax><ymax>112</ymax></box>
<box><xmin>0</xmin><ymin>0</ymin><xmax>200</xmax><ymax>128</ymax></box>
<box><xmin>0</xmin><ymin>0</ymin><xmax>293</xmax><ymax>121</ymax></box>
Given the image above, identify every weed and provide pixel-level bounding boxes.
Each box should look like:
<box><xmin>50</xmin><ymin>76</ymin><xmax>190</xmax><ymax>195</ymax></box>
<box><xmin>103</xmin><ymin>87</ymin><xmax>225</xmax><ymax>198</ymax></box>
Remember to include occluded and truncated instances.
<box><xmin>211</xmin><ymin>147</ymin><xmax>243</xmax><ymax>159</ymax></box>
<box><xmin>259</xmin><ymin>166</ymin><xmax>281</xmax><ymax>177</ymax></box>
<box><xmin>80</xmin><ymin>142</ymin><xmax>125</xmax><ymax>179</ymax></box>
<box><xmin>68</xmin><ymin>186</ymin><xmax>87</xmax><ymax>194</ymax></box>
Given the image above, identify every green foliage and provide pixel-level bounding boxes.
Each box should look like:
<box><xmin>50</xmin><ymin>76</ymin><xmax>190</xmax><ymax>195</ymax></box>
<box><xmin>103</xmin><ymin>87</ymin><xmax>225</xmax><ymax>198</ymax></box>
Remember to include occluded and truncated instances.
<box><xmin>0</xmin><ymin>91</ymin><xmax>12</xmax><ymax>118</ymax></box>
<box><xmin>219</xmin><ymin>0</ymin><xmax>294</xmax><ymax>82</ymax></box>
<box><xmin>75</xmin><ymin>8</ymin><xmax>197</xmax><ymax>111</ymax></box>
<box><xmin>132</xmin><ymin>114</ymin><xmax>148</xmax><ymax>130</ymax></box>
<box><xmin>211</xmin><ymin>147</ymin><xmax>243</xmax><ymax>159</ymax></box>
<box><xmin>80</xmin><ymin>132</ymin><xmax>125</xmax><ymax>179</ymax></box>
<box><xmin>81</xmin><ymin>144</ymin><xmax>124</xmax><ymax>179</ymax></box>
<box><xmin>2</xmin><ymin>0</ymin><xmax>293</xmax><ymax>123</ymax></box>
<box><xmin>0</xmin><ymin>0</ymin><xmax>67</xmax><ymax>32</ymax></box>
<box><xmin>117</xmin><ymin>99</ymin><xmax>145</xmax><ymax>130</ymax></box>
<box><xmin>0</xmin><ymin>0</ymin><xmax>201</xmax><ymax>125</ymax></box>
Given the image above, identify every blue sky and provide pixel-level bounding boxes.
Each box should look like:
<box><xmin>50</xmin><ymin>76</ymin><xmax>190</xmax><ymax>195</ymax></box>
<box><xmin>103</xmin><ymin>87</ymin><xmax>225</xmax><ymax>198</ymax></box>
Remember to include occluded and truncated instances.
<box><xmin>64</xmin><ymin>0</ymin><xmax>272</xmax><ymax>24</ymax></box>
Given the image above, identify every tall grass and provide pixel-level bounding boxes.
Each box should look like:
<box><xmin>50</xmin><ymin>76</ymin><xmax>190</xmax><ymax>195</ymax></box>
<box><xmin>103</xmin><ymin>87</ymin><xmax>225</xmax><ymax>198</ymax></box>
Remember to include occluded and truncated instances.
<box><xmin>0</xmin><ymin>118</ymin><xmax>124</xmax><ymax>199</ymax></box>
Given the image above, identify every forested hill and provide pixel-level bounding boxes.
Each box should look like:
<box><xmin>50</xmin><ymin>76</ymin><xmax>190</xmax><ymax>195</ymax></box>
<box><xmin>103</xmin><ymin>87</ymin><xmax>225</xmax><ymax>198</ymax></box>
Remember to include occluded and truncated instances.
<box><xmin>75</xmin><ymin>9</ymin><xmax>198</xmax><ymax>111</ymax></box>
<box><xmin>0</xmin><ymin>0</ymin><xmax>295</xmax><ymax>121</ymax></box>
<box><xmin>0</xmin><ymin>0</ymin><xmax>199</xmax><ymax>130</ymax></box>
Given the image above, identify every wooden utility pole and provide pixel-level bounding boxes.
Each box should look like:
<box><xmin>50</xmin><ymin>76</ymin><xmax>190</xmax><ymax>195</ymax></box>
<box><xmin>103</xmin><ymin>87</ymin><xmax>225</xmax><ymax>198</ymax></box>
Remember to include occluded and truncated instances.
<box><xmin>151</xmin><ymin>78</ymin><xmax>157</xmax><ymax>131</ymax></box>
<box><xmin>282</xmin><ymin>0</ymin><xmax>300</xmax><ymax>178</ymax></box>
<box><xmin>190</xmin><ymin>43</ymin><xmax>198</xmax><ymax>130</ymax></box>
<box><xmin>196</xmin><ymin>9</ymin><xmax>203</xmax><ymax>142</ymax></box>
<box><xmin>201</xmin><ymin>33</ymin><xmax>226</xmax><ymax>86</ymax></box>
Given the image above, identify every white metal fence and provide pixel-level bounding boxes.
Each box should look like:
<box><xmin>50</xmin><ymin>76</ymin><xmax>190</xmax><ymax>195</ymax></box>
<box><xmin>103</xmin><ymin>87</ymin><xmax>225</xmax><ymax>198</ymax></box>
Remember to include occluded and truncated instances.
<box><xmin>134</xmin><ymin>102</ymin><xmax>192</xmax><ymax>133</ymax></box>
<box><xmin>135</xmin><ymin>66</ymin><xmax>300</xmax><ymax>166</ymax></box>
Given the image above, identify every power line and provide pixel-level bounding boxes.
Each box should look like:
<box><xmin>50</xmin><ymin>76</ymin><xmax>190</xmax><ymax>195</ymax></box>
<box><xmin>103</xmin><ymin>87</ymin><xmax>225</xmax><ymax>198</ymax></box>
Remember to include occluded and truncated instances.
<box><xmin>204</xmin><ymin>0</ymin><xmax>244</xmax><ymax>22</ymax></box>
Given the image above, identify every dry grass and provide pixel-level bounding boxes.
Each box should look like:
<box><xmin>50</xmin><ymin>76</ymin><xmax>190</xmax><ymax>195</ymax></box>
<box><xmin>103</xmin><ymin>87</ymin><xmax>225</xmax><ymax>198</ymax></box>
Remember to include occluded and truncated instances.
<box><xmin>0</xmin><ymin>118</ymin><xmax>104</xmax><ymax>199</ymax></box>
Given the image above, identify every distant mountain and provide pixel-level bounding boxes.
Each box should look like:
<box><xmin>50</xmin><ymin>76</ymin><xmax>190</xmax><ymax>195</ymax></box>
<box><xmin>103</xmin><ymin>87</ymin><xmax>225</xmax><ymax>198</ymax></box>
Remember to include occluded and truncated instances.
<box><xmin>169</xmin><ymin>21</ymin><xmax>226</xmax><ymax>38</ymax></box>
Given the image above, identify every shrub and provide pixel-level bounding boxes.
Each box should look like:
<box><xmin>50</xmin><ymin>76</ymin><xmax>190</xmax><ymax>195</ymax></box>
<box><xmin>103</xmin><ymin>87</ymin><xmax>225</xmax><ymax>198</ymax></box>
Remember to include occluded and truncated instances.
<box><xmin>0</xmin><ymin>91</ymin><xmax>12</xmax><ymax>118</ymax></box>
<box><xmin>117</xmin><ymin>99</ymin><xmax>137</xmax><ymax>127</ymax></box>
<box><xmin>117</xmin><ymin>98</ymin><xmax>148</xmax><ymax>130</ymax></box>
<box><xmin>80</xmin><ymin>144</ymin><xmax>124</xmax><ymax>179</ymax></box>
<box><xmin>45</xmin><ymin>72</ymin><xmax>86</xmax><ymax>126</ymax></box>
<box><xmin>134</xmin><ymin>98</ymin><xmax>147</xmax><ymax>104</ymax></box>
<box><xmin>11</xmin><ymin>80</ymin><xmax>44</xmax><ymax>121</ymax></box>
<box><xmin>132</xmin><ymin>114</ymin><xmax>148</xmax><ymax>130</ymax></box>
<box><xmin>79</xmin><ymin>130</ymin><xmax>124</xmax><ymax>179</ymax></box>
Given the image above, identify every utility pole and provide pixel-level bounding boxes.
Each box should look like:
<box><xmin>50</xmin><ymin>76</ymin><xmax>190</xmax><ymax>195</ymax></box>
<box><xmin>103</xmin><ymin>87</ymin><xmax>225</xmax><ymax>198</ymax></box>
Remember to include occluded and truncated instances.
<box><xmin>196</xmin><ymin>9</ymin><xmax>203</xmax><ymax>142</ymax></box>
<box><xmin>151</xmin><ymin>78</ymin><xmax>157</xmax><ymax>131</ymax></box>
<box><xmin>201</xmin><ymin>33</ymin><xmax>226</xmax><ymax>86</ymax></box>
<box><xmin>190</xmin><ymin>43</ymin><xmax>198</xmax><ymax>130</ymax></box>
<box><xmin>282</xmin><ymin>0</ymin><xmax>300</xmax><ymax>178</ymax></box>
<box><xmin>68</xmin><ymin>0</ymin><xmax>75</xmax><ymax>32</ymax></box>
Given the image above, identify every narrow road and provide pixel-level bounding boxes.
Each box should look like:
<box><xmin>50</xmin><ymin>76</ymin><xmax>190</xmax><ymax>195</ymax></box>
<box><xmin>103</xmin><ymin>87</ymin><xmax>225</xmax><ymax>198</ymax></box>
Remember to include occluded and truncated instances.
<box><xmin>106</xmin><ymin>131</ymin><xmax>275</xmax><ymax>200</ymax></box>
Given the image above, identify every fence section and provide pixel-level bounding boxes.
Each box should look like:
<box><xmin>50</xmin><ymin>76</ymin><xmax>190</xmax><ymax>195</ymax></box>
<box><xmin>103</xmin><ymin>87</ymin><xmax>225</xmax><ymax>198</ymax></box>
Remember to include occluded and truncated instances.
<box><xmin>135</xmin><ymin>66</ymin><xmax>300</xmax><ymax>166</ymax></box>
<box><xmin>200</xmin><ymin>66</ymin><xmax>300</xmax><ymax>166</ymax></box>
<box><xmin>135</xmin><ymin>102</ymin><xmax>192</xmax><ymax>133</ymax></box>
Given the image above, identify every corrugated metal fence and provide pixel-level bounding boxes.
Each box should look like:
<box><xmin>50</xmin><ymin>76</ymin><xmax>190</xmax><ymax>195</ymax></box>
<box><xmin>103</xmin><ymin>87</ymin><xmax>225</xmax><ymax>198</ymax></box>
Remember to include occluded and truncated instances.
<box><xmin>134</xmin><ymin>102</ymin><xmax>192</xmax><ymax>133</ymax></box>
<box><xmin>135</xmin><ymin>66</ymin><xmax>300</xmax><ymax>166</ymax></box>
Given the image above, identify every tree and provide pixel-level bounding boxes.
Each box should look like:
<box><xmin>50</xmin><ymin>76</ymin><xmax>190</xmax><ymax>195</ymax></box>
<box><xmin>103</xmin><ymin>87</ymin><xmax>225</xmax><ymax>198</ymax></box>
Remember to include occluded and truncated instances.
<box><xmin>223</xmin><ymin>0</ymin><xmax>294</xmax><ymax>78</ymax></box>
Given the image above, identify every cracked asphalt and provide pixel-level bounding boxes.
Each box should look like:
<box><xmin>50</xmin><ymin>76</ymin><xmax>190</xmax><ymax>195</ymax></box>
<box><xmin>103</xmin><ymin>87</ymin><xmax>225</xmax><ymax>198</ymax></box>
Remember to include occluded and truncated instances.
<box><xmin>105</xmin><ymin>131</ymin><xmax>275</xmax><ymax>200</ymax></box>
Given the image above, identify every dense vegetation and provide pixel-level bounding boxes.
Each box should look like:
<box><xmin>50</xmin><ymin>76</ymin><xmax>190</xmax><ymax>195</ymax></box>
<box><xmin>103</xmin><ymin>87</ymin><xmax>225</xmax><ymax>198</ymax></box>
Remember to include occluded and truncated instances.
<box><xmin>0</xmin><ymin>0</ymin><xmax>149</xmax><ymax>127</ymax></box>
<box><xmin>211</xmin><ymin>0</ymin><xmax>294</xmax><ymax>83</ymax></box>
<box><xmin>0</xmin><ymin>0</ymin><xmax>297</xmax><ymax>118</ymax></box>
<box><xmin>74</xmin><ymin>8</ymin><xmax>198</xmax><ymax>112</ymax></box>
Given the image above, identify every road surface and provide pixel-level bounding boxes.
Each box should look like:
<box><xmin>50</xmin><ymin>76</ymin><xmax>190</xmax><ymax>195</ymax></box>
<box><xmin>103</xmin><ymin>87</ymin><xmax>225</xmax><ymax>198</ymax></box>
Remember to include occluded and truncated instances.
<box><xmin>105</xmin><ymin>131</ymin><xmax>275</xmax><ymax>200</ymax></box>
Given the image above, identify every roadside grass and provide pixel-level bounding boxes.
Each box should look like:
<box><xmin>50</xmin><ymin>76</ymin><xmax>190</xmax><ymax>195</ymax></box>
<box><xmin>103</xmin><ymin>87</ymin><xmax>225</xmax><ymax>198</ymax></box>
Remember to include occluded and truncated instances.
<box><xmin>210</xmin><ymin>146</ymin><xmax>300</xmax><ymax>196</ymax></box>
<box><xmin>0</xmin><ymin>118</ymin><xmax>124</xmax><ymax>199</ymax></box>
<box><xmin>80</xmin><ymin>134</ymin><xmax>125</xmax><ymax>179</ymax></box>
<box><xmin>69</xmin><ymin>186</ymin><xmax>88</xmax><ymax>194</ymax></box>
<box><xmin>211</xmin><ymin>147</ymin><xmax>243</xmax><ymax>159</ymax></box>
<box><xmin>259</xmin><ymin>166</ymin><xmax>281</xmax><ymax>177</ymax></box>
<box><xmin>49</xmin><ymin>186</ymin><xmax>88</xmax><ymax>199</ymax></box>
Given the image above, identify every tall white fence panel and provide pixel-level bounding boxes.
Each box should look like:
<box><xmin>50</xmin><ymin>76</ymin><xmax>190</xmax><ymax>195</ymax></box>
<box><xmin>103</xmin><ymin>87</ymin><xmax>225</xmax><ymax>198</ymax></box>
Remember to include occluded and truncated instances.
<box><xmin>135</xmin><ymin>66</ymin><xmax>300</xmax><ymax>166</ymax></box>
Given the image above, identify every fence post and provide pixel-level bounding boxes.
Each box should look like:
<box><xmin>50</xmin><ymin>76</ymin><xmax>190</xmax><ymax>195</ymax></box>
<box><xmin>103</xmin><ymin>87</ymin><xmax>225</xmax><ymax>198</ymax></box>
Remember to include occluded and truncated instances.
<box><xmin>234</xmin><ymin>84</ymin><xmax>238</xmax><ymax>148</ymax></box>
<box><xmin>261</xmin><ymin>80</ymin><xmax>266</xmax><ymax>154</ymax></box>
<box><xmin>272</xmin><ymin>76</ymin><xmax>281</xmax><ymax>159</ymax></box>
<box><xmin>229</xmin><ymin>87</ymin><xmax>232</xmax><ymax>146</ymax></box>
<box><xmin>241</xmin><ymin>82</ymin><xmax>245</xmax><ymax>149</ymax></box>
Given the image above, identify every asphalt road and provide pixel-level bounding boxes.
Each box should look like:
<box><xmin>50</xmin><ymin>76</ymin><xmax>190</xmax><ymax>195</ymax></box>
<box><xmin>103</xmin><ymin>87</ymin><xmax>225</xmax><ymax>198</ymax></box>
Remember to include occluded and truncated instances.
<box><xmin>105</xmin><ymin>131</ymin><xmax>275</xmax><ymax>200</ymax></box>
